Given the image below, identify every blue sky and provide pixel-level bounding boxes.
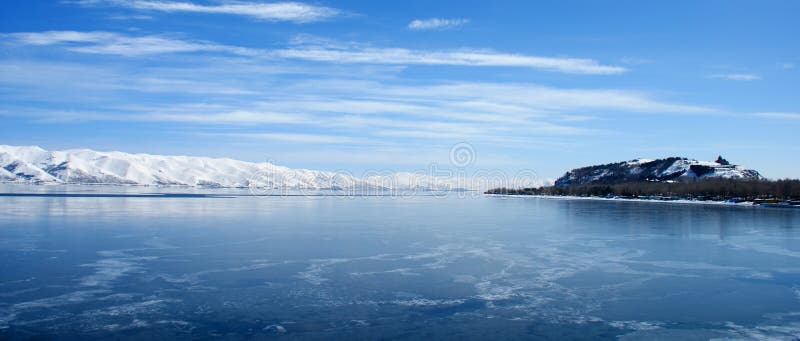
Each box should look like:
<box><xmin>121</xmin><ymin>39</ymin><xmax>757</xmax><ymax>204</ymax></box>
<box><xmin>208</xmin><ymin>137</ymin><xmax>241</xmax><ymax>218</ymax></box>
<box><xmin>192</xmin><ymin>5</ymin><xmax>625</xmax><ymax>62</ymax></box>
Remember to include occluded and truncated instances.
<box><xmin>0</xmin><ymin>0</ymin><xmax>798</xmax><ymax>179</ymax></box>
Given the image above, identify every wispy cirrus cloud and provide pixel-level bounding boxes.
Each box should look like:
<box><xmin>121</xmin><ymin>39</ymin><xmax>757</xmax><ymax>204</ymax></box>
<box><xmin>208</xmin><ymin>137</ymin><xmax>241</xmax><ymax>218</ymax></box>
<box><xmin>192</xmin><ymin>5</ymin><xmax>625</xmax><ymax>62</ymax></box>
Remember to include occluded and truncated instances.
<box><xmin>4</xmin><ymin>31</ymin><xmax>118</xmax><ymax>45</ymax></box>
<box><xmin>71</xmin><ymin>0</ymin><xmax>341</xmax><ymax>23</ymax></box>
<box><xmin>294</xmin><ymin>80</ymin><xmax>712</xmax><ymax>115</ymax></box>
<box><xmin>408</xmin><ymin>18</ymin><xmax>469</xmax><ymax>30</ymax></box>
<box><xmin>279</xmin><ymin>35</ymin><xmax>625</xmax><ymax>75</ymax></box>
<box><xmin>271</xmin><ymin>44</ymin><xmax>626</xmax><ymax>74</ymax></box>
<box><xmin>3</xmin><ymin>30</ymin><xmax>627</xmax><ymax>74</ymax></box>
<box><xmin>708</xmin><ymin>73</ymin><xmax>761</xmax><ymax>81</ymax></box>
<box><xmin>2</xmin><ymin>31</ymin><xmax>243</xmax><ymax>56</ymax></box>
<box><xmin>0</xmin><ymin>57</ymin><xmax>713</xmax><ymax>144</ymax></box>
<box><xmin>142</xmin><ymin>110</ymin><xmax>313</xmax><ymax>125</ymax></box>
<box><xmin>754</xmin><ymin>112</ymin><xmax>800</xmax><ymax>120</ymax></box>
<box><xmin>223</xmin><ymin>132</ymin><xmax>365</xmax><ymax>144</ymax></box>
<box><xmin>107</xmin><ymin>14</ymin><xmax>153</xmax><ymax>20</ymax></box>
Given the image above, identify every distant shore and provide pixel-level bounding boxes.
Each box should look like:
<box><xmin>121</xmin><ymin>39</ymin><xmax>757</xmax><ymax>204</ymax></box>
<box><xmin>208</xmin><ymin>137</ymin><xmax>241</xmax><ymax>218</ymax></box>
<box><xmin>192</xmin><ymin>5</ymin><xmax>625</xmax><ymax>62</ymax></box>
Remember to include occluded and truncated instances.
<box><xmin>486</xmin><ymin>178</ymin><xmax>800</xmax><ymax>209</ymax></box>
<box><xmin>486</xmin><ymin>193</ymin><xmax>800</xmax><ymax>209</ymax></box>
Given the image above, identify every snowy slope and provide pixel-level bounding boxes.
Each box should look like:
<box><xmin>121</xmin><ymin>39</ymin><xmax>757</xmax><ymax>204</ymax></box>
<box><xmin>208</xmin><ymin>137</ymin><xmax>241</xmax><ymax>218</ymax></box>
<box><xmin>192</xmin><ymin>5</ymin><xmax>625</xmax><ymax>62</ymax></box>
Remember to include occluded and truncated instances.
<box><xmin>554</xmin><ymin>156</ymin><xmax>762</xmax><ymax>187</ymax></box>
<box><xmin>0</xmin><ymin>145</ymin><xmax>464</xmax><ymax>190</ymax></box>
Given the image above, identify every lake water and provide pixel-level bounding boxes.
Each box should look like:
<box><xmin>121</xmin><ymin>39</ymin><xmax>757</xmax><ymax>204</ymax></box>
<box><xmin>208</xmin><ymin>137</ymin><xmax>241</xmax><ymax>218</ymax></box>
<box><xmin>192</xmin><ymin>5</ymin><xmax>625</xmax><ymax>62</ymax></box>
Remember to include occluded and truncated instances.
<box><xmin>1</xmin><ymin>186</ymin><xmax>800</xmax><ymax>340</ymax></box>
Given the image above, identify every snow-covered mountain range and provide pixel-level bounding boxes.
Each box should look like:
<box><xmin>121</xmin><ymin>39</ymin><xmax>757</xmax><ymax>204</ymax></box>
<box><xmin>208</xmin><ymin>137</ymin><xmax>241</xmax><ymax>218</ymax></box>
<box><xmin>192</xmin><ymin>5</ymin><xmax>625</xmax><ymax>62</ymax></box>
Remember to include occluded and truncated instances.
<box><xmin>554</xmin><ymin>156</ymin><xmax>762</xmax><ymax>187</ymax></box>
<box><xmin>0</xmin><ymin>145</ymin><xmax>467</xmax><ymax>190</ymax></box>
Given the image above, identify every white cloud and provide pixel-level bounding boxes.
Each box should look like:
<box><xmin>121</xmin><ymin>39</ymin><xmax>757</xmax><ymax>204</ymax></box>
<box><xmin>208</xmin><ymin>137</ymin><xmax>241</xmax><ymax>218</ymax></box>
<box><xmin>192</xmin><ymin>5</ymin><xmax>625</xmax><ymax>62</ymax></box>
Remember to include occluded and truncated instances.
<box><xmin>754</xmin><ymin>112</ymin><xmax>800</xmax><ymax>120</ymax></box>
<box><xmin>107</xmin><ymin>14</ymin><xmax>153</xmax><ymax>20</ymax></box>
<box><xmin>778</xmin><ymin>62</ymin><xmax>794</xmax><ymax>69</ymax></box>
<box><xmin>2</xmin><ymin>31</ymin><xmax>244</xmax><ymax>56</ymax></box>
<box><xmin>142</xmin><ymin>110</ymin><xmax>313</xmax><ymax>124</ymax></box>
<box><xmin>408</xmin><ymin>18</ymin><xmax>469</xmax><ymax>30</ymax></box>
<box><xmin>305</xmin><ymin>81</ymin><xmax>713</xmax><ymax>114</ymax></box>
<box><xmin>258</xmin><ymin>99</ymin><xmax>428</xmax><ymax>115</ymax></box>
<box><xmin>4</xmin><ymin>30</ymin><xmax>626</xmax><ymax>74</ymax></box>
<box><xmin>4</xmin><ymin>31</ymin><xmax>118</xmax><ymax>45</ymax></box>
<box><xmin>272</xmin><ymin>46</ymin><xmax>626</xmax><ymax>74</ymax></box>
<box><xmin>0</xmin><ymin>60</ymin><xmax>259</xmax><ymax>98</ymax></box>
<box><xmin>127</xmin><ymin>78</ymin><xmax>258</xmax><ymax>95</ymax></box>
<box><xmin>223</xmin><ymin>133</ymin><xmax>363</xmax><ymax>144</ymax></box>
<box><xmin>708</xmin><ymin>73</ymin><xmax>761</xmax><ymax>81</ymax></box>
<box><xmin>272</xmin><ymin>37</ymin><xmax>626</xmax><ymax>74</ymax></box>
<box><xmin>73</xmin><ymin>0</ymin><xmax>340</xmax><ymax>23</ymax></box>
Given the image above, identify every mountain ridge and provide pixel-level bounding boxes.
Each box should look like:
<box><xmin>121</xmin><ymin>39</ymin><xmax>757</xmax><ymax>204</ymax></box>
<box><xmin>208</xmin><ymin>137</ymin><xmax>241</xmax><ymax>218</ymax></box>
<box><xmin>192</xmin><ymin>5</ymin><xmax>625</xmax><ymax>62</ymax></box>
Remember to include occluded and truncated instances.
<box><xmin>554</xmin><ymin>156</ymin><xmax>761</xmax><ymax>187</ymax></box>
<box><xmin>0</xmin><ymin>145</ymin><xmax>465</xmax><ymax>190</ymax></box>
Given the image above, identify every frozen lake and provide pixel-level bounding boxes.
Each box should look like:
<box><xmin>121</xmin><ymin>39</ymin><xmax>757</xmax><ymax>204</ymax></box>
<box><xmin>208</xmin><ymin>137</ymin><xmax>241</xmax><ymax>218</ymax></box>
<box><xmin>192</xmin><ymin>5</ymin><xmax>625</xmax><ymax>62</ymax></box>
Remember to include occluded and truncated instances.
<box><xmin>1</xmin><ymin>186</ymin><xmax>799</xmax><ymax>339</ymax></box>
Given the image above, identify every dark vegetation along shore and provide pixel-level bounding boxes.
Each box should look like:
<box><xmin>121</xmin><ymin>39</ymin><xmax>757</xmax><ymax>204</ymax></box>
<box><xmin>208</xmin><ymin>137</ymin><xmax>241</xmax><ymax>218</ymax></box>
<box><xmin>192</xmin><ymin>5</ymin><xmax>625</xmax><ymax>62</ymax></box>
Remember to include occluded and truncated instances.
<box><xmin>487</xmin><ymin>156</ymin><xmax>800</xmax><ymax>207</ymax></box>
<box><xmin>487</xmin><ymin>178</ymin><xmax>800</xmax><ymax>206</ymax></box>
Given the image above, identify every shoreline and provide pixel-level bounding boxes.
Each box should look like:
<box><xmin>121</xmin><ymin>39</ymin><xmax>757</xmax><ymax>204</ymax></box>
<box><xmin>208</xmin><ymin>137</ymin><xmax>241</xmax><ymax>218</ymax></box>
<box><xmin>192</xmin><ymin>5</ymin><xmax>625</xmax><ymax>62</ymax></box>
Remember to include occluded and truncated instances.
<box><xmin>486</xmin><ymin>194</ymin><xmax>800</xmax><ymax>209</ymax></box>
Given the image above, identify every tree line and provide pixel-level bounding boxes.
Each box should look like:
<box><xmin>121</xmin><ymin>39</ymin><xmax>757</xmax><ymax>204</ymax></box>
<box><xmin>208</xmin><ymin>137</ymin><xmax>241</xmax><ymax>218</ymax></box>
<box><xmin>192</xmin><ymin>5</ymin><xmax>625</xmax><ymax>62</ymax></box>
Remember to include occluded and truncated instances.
<box><xmin>486</xmin><ymin>178</ymin><xmax>800</xmax><ymax>201</ymax></box>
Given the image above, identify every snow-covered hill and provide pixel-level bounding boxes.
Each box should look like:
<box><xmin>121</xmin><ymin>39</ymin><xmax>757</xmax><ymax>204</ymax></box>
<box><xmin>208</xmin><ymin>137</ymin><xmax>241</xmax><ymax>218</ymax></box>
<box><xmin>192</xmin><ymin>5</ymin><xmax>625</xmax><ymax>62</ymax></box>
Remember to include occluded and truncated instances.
<box><xmin>0</xmin><ymin>145</ymin><xmax>466</xmax><ymax>190</ymax></box>
<box><xmin>554</xmin><ymin>156</ymin><xmax>762</xmax><ymax>187</ymax></box>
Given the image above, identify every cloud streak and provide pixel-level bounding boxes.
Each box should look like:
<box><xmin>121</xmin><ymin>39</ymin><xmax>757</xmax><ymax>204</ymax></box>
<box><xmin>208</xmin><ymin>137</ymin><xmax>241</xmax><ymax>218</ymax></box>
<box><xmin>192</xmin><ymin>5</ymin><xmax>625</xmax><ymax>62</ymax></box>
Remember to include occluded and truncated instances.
<box><xmin>73</xmin><ymin>0</ymin><xmax>340</xmax><ymax>23</ymax></box>
<box><xmin>3</xmin><ymin>31</ymin><xmax>238</xmax><ymax>56</ymax></box>
<box><xmin>272</xmin><ymin>45</ymin><xmax>626</xmax><ymax>74</ymax></box>
<box><xmin>3</xmin><ymin>31</ymin><xmax>626</xmax><ymax>74</ymax></box>
<box><xmin>754</xmin><ymin>112</ymin><xmax>800</xmax><ymax>120</ymax></box>
<box><xmin>223</xmin><ymin>132</ymin><xmax>363</xmax><ymax>144</ymax></box>
<box><xmin>408</xmin><ymin>18</ymin><xmax>469</xmax><ymax>30</ymax></box>
<box><xmin>708</xmin><ymin>73</ymin><xmax>761</xmax><ymax>81</ymax></box>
